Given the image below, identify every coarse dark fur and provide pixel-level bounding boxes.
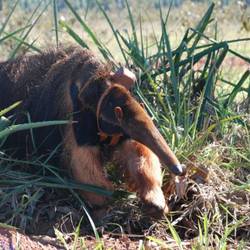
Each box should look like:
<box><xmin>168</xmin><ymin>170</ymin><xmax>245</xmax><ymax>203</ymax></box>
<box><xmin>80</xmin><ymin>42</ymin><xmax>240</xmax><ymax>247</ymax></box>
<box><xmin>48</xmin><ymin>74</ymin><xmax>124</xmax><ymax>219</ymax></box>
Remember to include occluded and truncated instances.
<box><xmin>0</xmin><ymin>47</ymin><xmax>170</xmax><ymax>216</ymax></box>
<box><xmin>0</xmin><ymin>47</ymin><xmax>109</xmax><ymax>152</ymax></box>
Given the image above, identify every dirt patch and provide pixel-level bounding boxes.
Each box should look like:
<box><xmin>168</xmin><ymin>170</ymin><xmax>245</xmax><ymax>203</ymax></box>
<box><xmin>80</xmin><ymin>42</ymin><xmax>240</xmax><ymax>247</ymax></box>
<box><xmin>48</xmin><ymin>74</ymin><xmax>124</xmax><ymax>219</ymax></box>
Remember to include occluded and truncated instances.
<box><xmin>0</xmin><ymin>226</ymin><xmax>62</xmax><ymax>250</ymax></box>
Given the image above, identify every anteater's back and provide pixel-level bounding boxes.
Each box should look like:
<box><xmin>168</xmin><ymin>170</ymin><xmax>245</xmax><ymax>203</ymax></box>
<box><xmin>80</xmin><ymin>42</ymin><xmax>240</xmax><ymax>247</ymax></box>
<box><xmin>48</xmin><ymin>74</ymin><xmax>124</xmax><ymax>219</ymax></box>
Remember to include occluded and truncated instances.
<box><xmin>0</xmin><ymin>47</ymin><xmax>74</xmax><ymax>111</ymax></box>
<box><xmin>0</xmin><ymin>47</ymin><xmax>106</xmax><ymax>154</ymax></box>
<box><xmin>0</xmin><ymin>47</ymin><xmax>104</xmax><ymax>120</ymax></box>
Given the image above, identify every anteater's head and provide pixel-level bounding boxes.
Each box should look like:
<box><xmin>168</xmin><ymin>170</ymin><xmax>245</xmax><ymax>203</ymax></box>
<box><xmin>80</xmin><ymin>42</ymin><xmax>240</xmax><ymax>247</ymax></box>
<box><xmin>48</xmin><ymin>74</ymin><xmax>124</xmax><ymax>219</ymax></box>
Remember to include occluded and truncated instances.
<box><xmin>80</xmin><ymin>67</ymin><xmax>186</xmax><ymax>176</ymax></box>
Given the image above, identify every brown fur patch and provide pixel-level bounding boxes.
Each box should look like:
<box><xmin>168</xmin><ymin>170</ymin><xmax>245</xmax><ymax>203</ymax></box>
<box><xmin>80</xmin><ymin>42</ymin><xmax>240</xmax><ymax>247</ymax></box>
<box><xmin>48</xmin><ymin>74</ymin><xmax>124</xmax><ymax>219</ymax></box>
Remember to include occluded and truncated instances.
<box><xmin>62</xmin><ymin>124</ymin><xmax>113</xmax><ymax>206</ymax></box>
<box><xmin>112</xmin><ymin>140</ymin><xmax>167</xmax><ymax>212</ymax></box>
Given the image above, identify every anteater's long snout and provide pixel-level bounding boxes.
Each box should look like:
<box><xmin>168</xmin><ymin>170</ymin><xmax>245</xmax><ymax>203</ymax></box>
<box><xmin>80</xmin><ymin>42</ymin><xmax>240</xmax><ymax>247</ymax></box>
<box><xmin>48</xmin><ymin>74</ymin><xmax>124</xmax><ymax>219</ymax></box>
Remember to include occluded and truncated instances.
<box><xmin>122</xmin><ymin>100</ymin><xmax>186</xmax><ymax>176</ymax></box>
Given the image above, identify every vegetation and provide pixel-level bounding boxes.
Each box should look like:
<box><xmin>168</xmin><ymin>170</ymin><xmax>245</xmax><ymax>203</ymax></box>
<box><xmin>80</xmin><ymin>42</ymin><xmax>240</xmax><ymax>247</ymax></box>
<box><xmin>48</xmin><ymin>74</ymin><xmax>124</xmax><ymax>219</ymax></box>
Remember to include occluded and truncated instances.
<box><xmin>0</xmin><ymin>0</ymin><xmax>249</xmax><ymax>249</ymax></box>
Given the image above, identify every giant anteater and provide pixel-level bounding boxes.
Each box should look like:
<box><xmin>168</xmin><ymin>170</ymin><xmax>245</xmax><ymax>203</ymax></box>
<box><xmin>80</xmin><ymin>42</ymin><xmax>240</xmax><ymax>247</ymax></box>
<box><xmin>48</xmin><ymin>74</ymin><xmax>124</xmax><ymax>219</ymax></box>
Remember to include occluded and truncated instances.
<box><xmin>0</xmin><ymin>47</ymin><xmax>186</xmax><ymax>216</ymax></box>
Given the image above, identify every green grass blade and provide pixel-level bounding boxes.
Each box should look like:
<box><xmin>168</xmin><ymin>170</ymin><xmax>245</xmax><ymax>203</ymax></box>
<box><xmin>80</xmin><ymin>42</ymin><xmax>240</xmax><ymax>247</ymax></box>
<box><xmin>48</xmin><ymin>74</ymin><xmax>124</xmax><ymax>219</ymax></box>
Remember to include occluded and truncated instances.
<box><xmin>54</xmin><ymin>228</ymin><xmax>69</xmax><ymax>250</ymax></box>
<box><xmin>0</xmin><ymin>101</ymin><xmax>21</xmax><ymax>117</ymax></box>
<box><xmin>96</xmin><ymin>0</ymin><xmax>127</xmax><ymax>64</ymax></box>
<box><xmin>219</xmin><ymin>218</ymin><xmax>245</xmax><ymax>250</ymax></box>
<box><xmin>191</xmin><ymin>85</ymin><xmax>206</xmax><ymax>139</ymax></box>
<box><xmin>228</xmin><ymin>49</ymin><xmax>250</xmax><ymax>64</ymax></box>
<box><xmin>0</xmin><ymin>177</ymin><xmax>113</xmax><ymax>196</ymax></box>
<box><xmin>188</xmin><ymin>3</ymin><xmax>215</xmax><ymax>56</ymax></box>
<box><xmin>59</xmin><ymin>20</ymin><xmax>89</xmax><ymax>48</ymax></box>
<box><xmin>197</xmin><ymin>44</ymin><xmax>228</xmax><ymax>129</ymax></box>
<box><xmin>9</xmin><ymin>2</ymin><xmax>50</xmax><ymax>59</ymax></box>
<box><xmin>0</xmin><ymin>120</ymin><xmax>68</xmax><ymax>139</ymax></box>
<box><xmin>19</xmin><ymin>0</ymin><xmax>43</xmax><ymax>37</ymax></box>
<box><xmin>116</xmin><ymin>31</ymin><xmax>146</xmax><ymax>68</ymax></box>
<box><xmin>139</xmin><ymin>15</ymin><xmax>145</xmax><ymax>63</ymax></box>
<box><xmin>53</xmin><ymin>0</ymin><xmax>59</xmax><ymax>47</ymax></box>
<box><xmin>146</xmin><ymin>236</ymin><xmax>168</xmax><ymax>248</ymax></box>
<box><xmin>64</xmin><ymin>0</ymin><xmax>112</xmax><ymax>61</ymax></box>
<box><xmin>0</xmin><ymin>26</ymin><xmax>31</xmax><ymax>44</ymax></box>
<box><xmin>135</xmin><ymin>86</ymin><xmax>158</xmax><ymax>120</ymax></box>
<box><xmin>124</xmin><ymin>0</ymin><xmax>139</xmax><ymax>50</ymax></box>
<box><xmin>165</xmin><ymin>217</ymin><xmax>183</xmax><ymax>250</ymax></box>
<box><xmin>189</xmin><ymin>27</ymin><xmax>250</xmax><ymax>64</ymax></box>
<box><xmin>0</xmin><ymin>0</ymin><xmax>19</xmax><ymax>37</ymax></box>
<box><xmin>159</xmin><ymin>4</ymin><xmax>179</xmax><ymax>111</ymax></box>
<box><xmin>203</xmin><ymin>214</ymin><xmax>209</xmax><ymax>248</ymax></box>
<box><xmin>3</xmin><ymin>31</ymin><xmax>41</xmax><ymax>53</ymax></box>
<box><xmin>225</xmin><ymin>70</ymin><xmax>250</xmax><ymax>107</ymax></box>
<box><xmin>151</xmin><ymin>42</ymin><xmax>228</xmax><ymax>78</ymax></box>
<box><xmin>220</xmin><ymin>78</ymin><xmax>249</xmax><ymax>94</ymax></box>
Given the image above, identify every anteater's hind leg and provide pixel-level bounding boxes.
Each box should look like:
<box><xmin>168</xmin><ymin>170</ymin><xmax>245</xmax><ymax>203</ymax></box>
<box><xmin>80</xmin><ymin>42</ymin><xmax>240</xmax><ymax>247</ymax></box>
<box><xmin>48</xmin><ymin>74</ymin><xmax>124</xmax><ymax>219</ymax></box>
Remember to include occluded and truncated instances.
<box><xmin>112</xmin><ymin>139</ymin><xmax>168</xmax><ymax>217</ymax></box>
<box><xmin>62</xmin><ymin>128</ymin><xmax>113</xmax><ymax>206</ymax></box>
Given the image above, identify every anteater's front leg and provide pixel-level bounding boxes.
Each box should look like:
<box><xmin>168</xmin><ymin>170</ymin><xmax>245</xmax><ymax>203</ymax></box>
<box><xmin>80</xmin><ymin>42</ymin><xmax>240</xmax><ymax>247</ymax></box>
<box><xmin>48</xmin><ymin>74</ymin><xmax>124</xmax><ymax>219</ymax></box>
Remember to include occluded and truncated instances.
<box><xmin>112</xmin><ymin>139</ymin><xmax>168</xmax><ymax>217</ymax></box>
<box><xmin>62</xmin><ymin>128</ymin><xmax>113</xmax><ymax>206</ymax></box>
<box><xmin>70</xmin><ymin>145</ymin><xmax>113</xmax><ymax>206</ymax></box>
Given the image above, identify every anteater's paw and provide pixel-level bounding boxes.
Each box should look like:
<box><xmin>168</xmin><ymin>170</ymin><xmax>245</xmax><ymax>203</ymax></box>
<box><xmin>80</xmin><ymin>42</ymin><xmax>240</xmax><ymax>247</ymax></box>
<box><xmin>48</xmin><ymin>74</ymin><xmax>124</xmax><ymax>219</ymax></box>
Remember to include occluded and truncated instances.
<box><xmin>142</xmin><ymin>202</ymin><xmax>169</xmax><ymax>219</ymax></box>
<box><xmin>141</xmin><ymin>186</ymin><xmax>167</xmax><ymax>218</ymax></box>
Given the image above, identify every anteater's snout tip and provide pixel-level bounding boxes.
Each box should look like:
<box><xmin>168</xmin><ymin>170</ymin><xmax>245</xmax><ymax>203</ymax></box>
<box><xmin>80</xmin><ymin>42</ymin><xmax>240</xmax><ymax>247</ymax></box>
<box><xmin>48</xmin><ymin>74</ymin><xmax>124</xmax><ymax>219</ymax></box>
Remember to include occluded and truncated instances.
<box><xmin>169</xmin><ymin>164</ymin><xmax>187</xmax><ymax>176</ymax></box>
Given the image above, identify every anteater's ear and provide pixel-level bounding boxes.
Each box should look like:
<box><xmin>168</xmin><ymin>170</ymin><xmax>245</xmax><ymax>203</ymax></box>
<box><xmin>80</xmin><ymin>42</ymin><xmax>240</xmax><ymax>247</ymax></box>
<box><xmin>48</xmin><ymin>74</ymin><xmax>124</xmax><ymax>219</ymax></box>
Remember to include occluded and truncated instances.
<box><xmin>114</xmin><ymin>106</ymin><xmax>123</xmax><ymax>122</ymax></box>
<box><xmin>110</xmin><ymin>67</ymin><xmax>136</xmax><ymax>90</ymax></box>
<box><xmin>140</xmin><ymin>102</ymin><xmax>145</xmax><ymax>109</ymax></box>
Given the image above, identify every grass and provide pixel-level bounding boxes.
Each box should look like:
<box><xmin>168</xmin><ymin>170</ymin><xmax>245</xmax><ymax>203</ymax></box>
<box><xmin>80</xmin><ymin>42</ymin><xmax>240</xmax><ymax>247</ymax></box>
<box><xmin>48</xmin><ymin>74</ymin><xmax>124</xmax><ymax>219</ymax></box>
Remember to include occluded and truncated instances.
<box><xmin>0</xmin><ymin>0</ymin><xmax>249</xmax><ymax>249</ymax></box>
